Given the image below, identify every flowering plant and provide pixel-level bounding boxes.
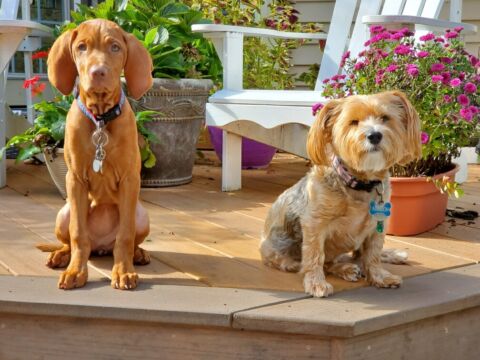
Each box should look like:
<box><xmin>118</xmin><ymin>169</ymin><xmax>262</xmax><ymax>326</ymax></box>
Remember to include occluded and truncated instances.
<box><xmin>321</xmin><ymin>26</ymin><xmax>479</xmax><ymax>177</ymax></box>
<box><xmin>2</xmin><ymin>74</ymin><xmax>160</xmax><ymax>168</ymax></box>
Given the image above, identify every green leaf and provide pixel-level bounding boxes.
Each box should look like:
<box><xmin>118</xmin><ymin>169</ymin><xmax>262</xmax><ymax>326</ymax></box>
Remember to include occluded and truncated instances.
<box><xmin>143</xmin><ymin>151</ymin><xmax>156</xmax><ymax>168</ymax></box>
<box><xmin>144</xmin><ymin>27</ymin><xmax>159</xmax><ymax>46</ymax></box>
<box><xmin>16</xmin><ymin>145</ymin><xmax>41</xmax><ymax>162</ymax></box>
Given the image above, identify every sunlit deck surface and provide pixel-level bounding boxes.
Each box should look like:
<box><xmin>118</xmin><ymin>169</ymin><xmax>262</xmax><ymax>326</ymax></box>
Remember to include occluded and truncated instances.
<box><xmin>1</xmin><ymin>152</ymin><xmax>479</xmax><ymax>359</ymax></box>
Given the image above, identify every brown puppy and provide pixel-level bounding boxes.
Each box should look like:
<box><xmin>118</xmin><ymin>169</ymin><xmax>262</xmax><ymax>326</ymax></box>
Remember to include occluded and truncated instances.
<box><xmin>43</xmin><ymin>19</ymin><xmax>153</xmax><ymax>290</ymax></box>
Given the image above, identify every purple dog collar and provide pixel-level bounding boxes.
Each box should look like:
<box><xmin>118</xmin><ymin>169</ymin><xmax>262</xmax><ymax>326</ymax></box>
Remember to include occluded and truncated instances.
<box><xmin>332</xmin><ymin>155</ymin><xmax>382</xmax><ymax>192</ymax></box>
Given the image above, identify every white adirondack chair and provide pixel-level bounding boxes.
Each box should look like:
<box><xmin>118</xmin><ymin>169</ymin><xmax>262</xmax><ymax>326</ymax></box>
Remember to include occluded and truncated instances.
<box><xmin>0</xmin><ymin>0</ymin><xmax>51</xmax><ymax>188</ymax></box>
<box><xmin>192</xmin><ymin>0</ymin><xmax>477</xmax><ymax>191</ymax></box>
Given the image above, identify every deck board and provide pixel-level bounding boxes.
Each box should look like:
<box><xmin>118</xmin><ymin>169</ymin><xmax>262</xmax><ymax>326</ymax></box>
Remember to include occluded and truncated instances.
<box><xmin>1</xmin><ymin>154</ymin><xmax>479</xmax><ymax>293</ymax></box>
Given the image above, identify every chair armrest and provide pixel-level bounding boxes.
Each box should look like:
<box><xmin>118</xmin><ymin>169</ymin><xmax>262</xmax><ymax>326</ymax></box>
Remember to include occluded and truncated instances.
<box><xmin>362</xmin><ymin>15</ymin><xmax>477</xmax><ymax>35</ymax></box>
<box><xmin>192</xmin><ymin>24</ymin><xmax>327</xmax><ymax>40</ymax></box>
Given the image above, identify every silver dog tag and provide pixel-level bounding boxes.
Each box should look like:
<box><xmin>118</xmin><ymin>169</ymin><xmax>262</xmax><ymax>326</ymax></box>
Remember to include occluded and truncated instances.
<box><xmin>93</xmin><ymin>158</ymin><xmax>102</xmax><ymax>173</ymax></box>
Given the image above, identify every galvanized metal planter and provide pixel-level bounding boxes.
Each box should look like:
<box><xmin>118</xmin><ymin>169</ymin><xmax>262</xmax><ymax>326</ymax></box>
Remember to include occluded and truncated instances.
<box><xmin>131</xmin><ymin>79</ymin><xmax>213</xmax><ymax>187</ymax></box>
<box><xmin>43</xmin><ymin>147</ymin><xmax>67</xmax><ymax>199</ymax></box>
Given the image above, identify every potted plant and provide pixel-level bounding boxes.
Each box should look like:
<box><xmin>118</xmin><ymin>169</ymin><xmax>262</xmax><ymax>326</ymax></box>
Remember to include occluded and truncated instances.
<box><xmin>1</xmin><ymin>79</ymin><xmax>159</xmax><ymax>198</ymax></box>
<box><xmin>192</xmin><ymin>0</ymin><xmax>323</xmax><ymax>169</ymax></box>
<box><xmin>317</xmin><ymin>26</ymin><xmax>479</xmax><ymax>235</ymax></box>
<box><xmin>68</xmin><ymin>0</ymin><xmax>218</xmax><ymax>187</ymax></box>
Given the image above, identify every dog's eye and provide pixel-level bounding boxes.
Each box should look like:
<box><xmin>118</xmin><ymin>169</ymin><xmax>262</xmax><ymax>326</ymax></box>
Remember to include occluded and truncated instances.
<box><xmin>111</xmin><ymin>43</ymin><xmax>120</xmax><ymax>52</ymax></box>
<box><xmin>381</xmin><ymin>115</ymin><xmax>390</xmax><ymax>123</ymax></box>
<box><xmin>350</xmin><ymin>119</ymin><xmax>359</xmax><ymax>126</ymax></box>
<box><xmin>77</xmin><ymin>43</ymin><xmax>87</xmax><ymax>52</ymax></box>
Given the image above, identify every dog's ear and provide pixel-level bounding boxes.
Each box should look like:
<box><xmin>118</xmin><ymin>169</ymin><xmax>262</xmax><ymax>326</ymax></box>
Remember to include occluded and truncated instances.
<box><xmin>123</xmin><ymin>33</ymin><xmax>153</xmax><ymax>100</ymax></box>
<box><xmin>47</xmin><ymin>29</ymin><xmax>78</xmax><ymax>95</ymax></box>
<box><xmin>388</xmin><ymin>91</ymin><xmax>422</xmax><ymax>165</ymax></box>
<box><xmin>307</xmin><ymin>99</ymin><xmax>342</xmax><ymax>165</ymax></box>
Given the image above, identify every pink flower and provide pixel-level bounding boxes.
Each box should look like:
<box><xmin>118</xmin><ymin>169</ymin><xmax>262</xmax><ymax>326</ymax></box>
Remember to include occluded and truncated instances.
<box><xmin>441</xmin><ymin>72</ymin><xmax>451</xmax><ymax>85</ymax></box>
<box><xmin>419</xmin><ymin>33</ymin><xmax>435</xmax><ymax>41</ymax></box>
<box><xmin>370</xmin><ymin>25</ymin><xmax>385</xmax><ymax>34</ymax></box>
<box><xmin>391</xmin><ymin>32</ymin><xmax>404</xmax><ymax>40</ymax></box>
<box><xmin>470</xmin><ymin>56</ymin><xmax>479</xmax><ymax>67</ymax></box>
<box><xmin>454</xmin><ymin>26</ymin><xmax>464</xmax><ymax>33</ymax></box>
<box><xmin>394</xmin><ymin>44</ymin><xmax>411</xmax><ymax>55</ymax></box>
<box><xmin>431</xmin><ymin>75</ymin><xmax>443</xmax><ymax>83</ymax></box>
<box><xmin>459</xmin><ymin>72</ymin><xmax>466</xmax><ymax>81</ymax></box>
<box><xmin>430</xmin><ymin>63</ymin><xmax>445</xmax><ymax>72</ymax></box>
<box><xmin>469</xmin><ymin>106</ymin><xmax>479</xmax><ymax>114</ymax></box>
<box><xmin>440</xmin><ymin>57</ymin><xmax>453</xmax><ymax>64</ymax></box>
<box><xmin>340</xmin><ymin>51</ymin><xmax>350</xmax><ymax>67</ymax></box>
<box><xmin>444</xmin><ymin>95</ymin><xmax>452</xmax><ymax>103</ymax></box>
<box><xmin>385</xmin><ymin>64</ymin><xmax>398</xmax><ymax>72</ymax></box>
<box><xmin>435</xmin><ymin>37</ymin><xmax>445</xmax><ymax>43</ymax></box>
<box><xmin>457</xmin><ymin>94</ymin><xmax>470</xmax><ymax>107</ymax></box>
<box><xmin>406</xmin><ymin>64</ymin><xmax>419</xmax><ymax>76</ymax></box>
<box><xmin>464</xmin><ymin>82</ymin><xmax>477</xmax><ymax>93</ymax></box>
<box><xmin>445</xmin><ymin>31</ymin><xmax>458</xmax><ymax>39</ymax></box>
<box><xmin>322</xmin><ymin>78</ymin><xmax>330</xmax><ymax>84</ymax></box>
<box><xmin>450</xmin><ymin>78</ymin><xmax>461</xmax><ymax>87</ymax></box>
<box><xmin>460</xmin><ymin>108</ymin><xmax>473</xmax><ymax>121</ymax></box>
<box><xmin>421</xmin><ymin>132</ymin><xmax>429</xmax><ymax>144</ymax></box>
<box><xmin>417</xmin><ymin>51</ymin><xmax>429</xmax><ymax>58</ymax></box>
<box><xmin>354</xmin><ymin>61</ymin><xmax>366</xmax><ymax>70</ymax></box>
<box><xmin>312</xmin><ymin>103</ymin><xmax>324</xmax><ymax>116</ymax></box>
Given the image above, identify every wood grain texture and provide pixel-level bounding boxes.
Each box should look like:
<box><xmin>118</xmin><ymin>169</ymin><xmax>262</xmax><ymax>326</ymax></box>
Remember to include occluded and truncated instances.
<box><xmin>1</xmin><ymin>157</ymin><xmax>479</xmax><ymax>294</ymax></box>
<box><xmin>0</xmin><ymin>313</ymin><xmax>330</xmax><ymax>360</ymax></box>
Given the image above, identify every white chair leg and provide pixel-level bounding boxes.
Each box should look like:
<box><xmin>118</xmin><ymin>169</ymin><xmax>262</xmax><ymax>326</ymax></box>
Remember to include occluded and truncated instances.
<box><xmin>221</xmin><ymin>130</ymin><xmax>242</xmax><ymax>191</ymax></box>
<box><xmin>0</xmin><ymin>69</ymin><xmax>7</xmax><ymax>188</ymax></box>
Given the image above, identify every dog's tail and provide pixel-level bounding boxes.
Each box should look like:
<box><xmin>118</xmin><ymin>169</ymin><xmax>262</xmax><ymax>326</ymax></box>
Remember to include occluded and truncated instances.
<box><xmin>36</xmin><ymin>243</ymin><xmax>63</xmax><ymax>252</ymax></box>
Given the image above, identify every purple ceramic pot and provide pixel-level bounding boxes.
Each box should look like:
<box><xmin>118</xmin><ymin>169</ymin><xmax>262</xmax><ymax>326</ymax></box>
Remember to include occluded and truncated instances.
<box><xmin>208</xmin><ymin>126</ymin><xmax>277</xmax><ymax>169</ymax></box>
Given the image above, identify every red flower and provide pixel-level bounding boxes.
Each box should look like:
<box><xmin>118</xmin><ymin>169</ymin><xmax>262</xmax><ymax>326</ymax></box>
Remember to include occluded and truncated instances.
<box><xmin>23</xmin><ymin>75</ymin><xmax>40</xmax><ymax>89</ymax></box>
<box><xmin>31</xmin><ymin>82</ymin><xmax>46</xmax><ymax>97</ymax></box>
<box><xmin>32</xmin><ymin>50</ymin><xmax>49</xmax><ymax>60</ymax></box>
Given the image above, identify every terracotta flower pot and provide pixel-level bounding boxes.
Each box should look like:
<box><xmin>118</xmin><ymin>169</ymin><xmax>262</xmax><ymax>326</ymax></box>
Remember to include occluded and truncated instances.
<box><xmin>387</xmin><ymin>164</ymin><xmax>459</xmax><ymax>236</ymax></box>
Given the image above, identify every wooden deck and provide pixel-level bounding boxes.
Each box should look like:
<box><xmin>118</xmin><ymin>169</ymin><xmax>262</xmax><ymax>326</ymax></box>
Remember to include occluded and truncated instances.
<box><xmin>1</xmin><ymin>152</ymin><xmax>479</xmax><ymax>292</ymax></box>
<box><xmin>1</xmin><ymin>153</ymin><xmax>480</xmax><ymax>359</ymax></box>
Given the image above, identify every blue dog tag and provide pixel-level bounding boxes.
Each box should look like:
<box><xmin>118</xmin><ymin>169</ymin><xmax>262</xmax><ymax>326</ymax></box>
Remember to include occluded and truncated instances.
<box><xmin>369</xmin><ymin>200</ymin><xmax>391</xmax><ymax>233</ymax></box>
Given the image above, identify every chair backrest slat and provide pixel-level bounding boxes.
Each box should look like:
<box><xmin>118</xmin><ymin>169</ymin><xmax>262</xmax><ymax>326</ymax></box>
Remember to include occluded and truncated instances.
<box><xmin>315</xmin><ymin>0</ymin><xmax>358</xmax><ymax>90</ymax></box>
<box><xmin>315</xmin><ymin>0</ymin><xmax>451</xmax><ymax>87</ymax></box>
<box><xmin>402</xmin><ymin>0</ymin><xmax>425</xmax><ymax>15</ymax></box>
<box><xmin>381</xmin><ymin>0</ymin><xmax>406</xmax><ymax>15</ymax></box>
<box><xmin>421</xmin><ymin>0</ymin><xmax>445</xmax><ymax>18</ymax></box>
<box><xmin>348</xmin><ymin>0</ymin><xmax>383</xmax><ymax>58</ymax></box>
<box><xmin>0</xmin><ymin>0</ymin><xmax>20</xmax><ymax>20</ymax></box>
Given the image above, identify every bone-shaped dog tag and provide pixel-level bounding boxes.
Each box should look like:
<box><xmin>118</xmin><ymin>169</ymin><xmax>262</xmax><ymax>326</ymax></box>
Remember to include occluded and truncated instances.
<box><xmin>369</xmin><ymin>200</ymin><xmax>392</xmax><ymax>233</ymax></box>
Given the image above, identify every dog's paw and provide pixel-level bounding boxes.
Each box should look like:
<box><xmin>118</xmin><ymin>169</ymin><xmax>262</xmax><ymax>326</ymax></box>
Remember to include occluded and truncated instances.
<box><xmin>303</xmin><ymin>271</ymin><xmax>334</xmax><ymax>298</ymax></box>
<box><xmin>368</xmin><ymin>267</ymin><xmax>402</xmax><ymax>289</ymax></box>
<box><xmin>338</xmin><ymin>263</ymin><xmax>362</xmax><ymax>282</ymax></box>
<box><xmin>381</xmin><ymin>248</ymin><xmax>408</xmax><ymax>264</ymax></box>
<box><xmin>47</xmin><ymin>248</ymin><xmax>71</xmax><ymax>268</ymax></box>
<box><xmin>111</xmin><ymin>265</ymin><xmax>138</xmax><ymax>290</ymax></box>
<box><xmin>58</xmin><ymin>268</ymin><xmax>88</xmax><ymax>289</ymax></box>
<box><xmin>133</xmin><ymin>246</ymin><xmax>151</xmax><ymax>266</ymax></box>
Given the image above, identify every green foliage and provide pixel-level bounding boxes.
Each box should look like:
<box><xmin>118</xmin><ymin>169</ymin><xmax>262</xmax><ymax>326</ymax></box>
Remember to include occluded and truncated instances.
<box><xmin>189</xmin><ymin>0</ymin><xmax>323</xmax><ymax>89</ymax></box>
<box><xmin>1</xmin><ymin>94</ymin><xmax>159</xmax><ymax>168</ymax></box>
<box><xmin>135</xmin><ymin>110</ymin><xmax>161</xmax><ymax>168</ymax></box>
<box><xmin>428</xmin><ymin>175</ymin><xmax>464</xmax><ymax>198</ymax></box>
<box><xmin>68</xmin><ymin>0</ymin><xmax>222</xmax><ymax>82</ymax></box>
<box><xmin>0</xmin><ymin>95</ymin><xmax>71</xmax><ymax>163</ymax></box>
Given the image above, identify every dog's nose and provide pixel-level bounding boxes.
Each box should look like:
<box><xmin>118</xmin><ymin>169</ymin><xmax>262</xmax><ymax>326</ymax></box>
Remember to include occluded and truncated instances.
<box><xmin>367</xmin><ymin>131</ymin><xmax>383</xmax><ymax>145</ymax></box>
<box><xmin>89</xmin><ymin>65</ymin><xmax>107</xmax><ymax>79</ymax></box>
